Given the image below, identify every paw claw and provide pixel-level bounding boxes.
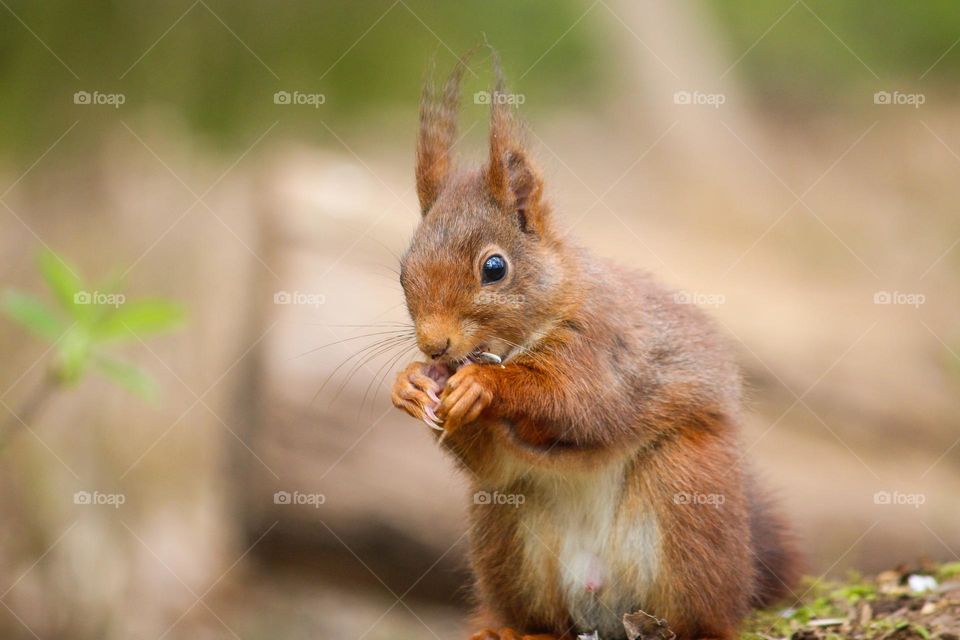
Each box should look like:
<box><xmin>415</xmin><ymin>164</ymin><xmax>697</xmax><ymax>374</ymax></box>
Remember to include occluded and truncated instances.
<box><xmin>422</xmin><ymin>406</ymin><xmax>444</xmax><ymax>431</ymax></box>
<box><xmin>423</xmin><ymin>416</ymin><xmax>444</xmax><ymax>431</ymax></box>
<box><xmin>392</xmin><ymin>361</ymin><xmax>446</xmax><ymax>429</ymax></box>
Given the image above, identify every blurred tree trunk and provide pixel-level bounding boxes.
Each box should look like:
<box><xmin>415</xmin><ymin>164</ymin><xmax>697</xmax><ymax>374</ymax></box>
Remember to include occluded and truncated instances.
<box><xmin>607</xmin><ymin>0</ymin><xmax>785</xmax><ymax>221</ymax></box>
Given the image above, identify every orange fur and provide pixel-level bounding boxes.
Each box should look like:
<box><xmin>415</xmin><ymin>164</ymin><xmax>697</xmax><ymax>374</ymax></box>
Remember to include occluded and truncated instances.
<box><xmin>391</xmin><ymin>50</ymin><xmax>801</xmax><ymax>640</ymax></box>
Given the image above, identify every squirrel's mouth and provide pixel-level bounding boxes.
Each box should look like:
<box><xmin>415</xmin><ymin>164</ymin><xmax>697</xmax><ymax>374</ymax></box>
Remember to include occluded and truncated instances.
<box><xmin>424</xmin><ymin>362</ymin><xmax>452</xmax><ymax>387</ymax></box>
<box><xmin>435</xmin><ymin>345</ymin><xmax>504</xmax><ymax>373</ymax></box>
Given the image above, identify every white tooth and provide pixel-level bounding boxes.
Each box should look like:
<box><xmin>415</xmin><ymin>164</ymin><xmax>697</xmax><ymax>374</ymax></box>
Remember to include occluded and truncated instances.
<box><xmin>478</xmin><ymin>352</ymin><xmax>502</xmax><ymax>364</ymax></box>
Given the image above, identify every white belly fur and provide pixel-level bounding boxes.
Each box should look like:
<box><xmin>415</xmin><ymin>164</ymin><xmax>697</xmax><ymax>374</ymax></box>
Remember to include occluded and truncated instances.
<box><xmin>516</xmin><ymin>460</ymin><xmax>660</xmax><ymax>638</ymax></box>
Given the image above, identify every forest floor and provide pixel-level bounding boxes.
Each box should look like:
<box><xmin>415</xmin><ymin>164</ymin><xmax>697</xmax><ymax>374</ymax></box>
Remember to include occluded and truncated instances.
<box><xmin>736</xmin><ymin>564</ymin><xmax>960</xmax><ymax>640</ymax></box>
<box><xmin>614</xmin><ymin>564</ymin><xmax>960</xmax><ymax>640</ymax></box>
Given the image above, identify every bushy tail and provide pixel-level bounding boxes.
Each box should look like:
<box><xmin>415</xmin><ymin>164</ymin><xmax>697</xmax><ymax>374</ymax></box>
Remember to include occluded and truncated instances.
<box><xmin>747</xmin><ymin>480</ymin><xmax>803</xmax><ymax>607</ymax></box>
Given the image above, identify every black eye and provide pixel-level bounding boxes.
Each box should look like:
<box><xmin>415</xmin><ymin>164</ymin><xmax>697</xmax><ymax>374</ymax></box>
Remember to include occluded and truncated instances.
<box><xmin>481</xmin><ymin>254</ymin><xmax>507</xmax><ymax>284</ymax></box>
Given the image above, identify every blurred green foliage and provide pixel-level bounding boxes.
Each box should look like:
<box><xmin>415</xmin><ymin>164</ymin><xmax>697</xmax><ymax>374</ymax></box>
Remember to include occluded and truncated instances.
<box><xmin>706</xmin><ymin>0</ymin><xmax>960</xmax><ymax>106</ymax></box>
<box><xmin>0</xmin><ymin>0</ymin><xmax>606</xmax><ymax>160</ymax></box>
<box><xmin>1</xmin><ymin>250</ymin><xmax>183</xmax><ymax>402</ymax></box>
<box><xmin>1</xmin><ymin>0</ymin><xmax>959</xmax><ymax>160</ymax></box>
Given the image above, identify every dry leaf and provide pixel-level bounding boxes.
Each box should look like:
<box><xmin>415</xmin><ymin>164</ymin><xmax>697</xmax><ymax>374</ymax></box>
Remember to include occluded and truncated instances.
<box><xmin>623</xmin><ymin>609</ymin><xmax>675</xmax><ymax>640</ymax></box>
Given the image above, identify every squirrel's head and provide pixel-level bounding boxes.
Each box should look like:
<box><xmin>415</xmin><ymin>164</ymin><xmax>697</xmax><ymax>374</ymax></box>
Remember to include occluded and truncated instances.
<box><xmin>400</xmin><ymin>49</ymin><xmax>568</xmax><ymax>368</ymax></box>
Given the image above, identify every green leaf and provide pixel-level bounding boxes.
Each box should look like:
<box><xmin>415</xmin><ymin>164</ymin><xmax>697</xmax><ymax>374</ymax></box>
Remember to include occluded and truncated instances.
<box><xmin>1</xmin><ymin>290</ymin><xmax>63</xmax><ymax>339</ymax></box>
<box><xmin>93</xmin><ymin>299</ymin><xmax>184</xmax><ymax>342</ymax></box>
<box><xmin>55</xmin><ymin>328</ymin><xmax>91</xmax><ymax>385</ymax></box>
<box><xmin>94</xmin><ymin>355</ymin><xmax>159</xmax><ymax>403</ymax></box>
<box><xmin>912</xmin><ymin>624</ymin><xmax>932</xmax><ymax>640</ymax></box>
<box><xmin>939</xmin><ymin>561</ymin><xmax>960</xmax><ymax>580</ymax></box>
<box><xmin>38</xmin><ymin>250</ymin><xmax>84</xmax><ymax>315</ymax></box>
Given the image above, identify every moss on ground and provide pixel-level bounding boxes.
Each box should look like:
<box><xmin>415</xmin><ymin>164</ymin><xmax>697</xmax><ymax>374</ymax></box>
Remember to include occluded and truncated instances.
<box><xmin>740</xmin><ymin>565</ymin><xmax>960</xmax><ymax>640</ymax></box>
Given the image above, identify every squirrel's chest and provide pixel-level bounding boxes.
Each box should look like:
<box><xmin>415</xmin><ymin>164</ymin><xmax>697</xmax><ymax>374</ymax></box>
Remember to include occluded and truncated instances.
<box><xmin>514</xmin><ymin>464</ymin><xmax>660</xmax><ymax>637</ymax></box>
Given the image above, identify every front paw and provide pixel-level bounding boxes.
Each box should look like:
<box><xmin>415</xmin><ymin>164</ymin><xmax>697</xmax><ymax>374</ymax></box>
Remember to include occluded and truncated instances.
<box><xmin>391</xmin><ymin>361</ymin><xmax>443</xmax><ymax>430</ymax></box>
<box><xmin>438</xmin><ymin>364</ymin><xmax>494</xmax><ymax>436</ymax></box>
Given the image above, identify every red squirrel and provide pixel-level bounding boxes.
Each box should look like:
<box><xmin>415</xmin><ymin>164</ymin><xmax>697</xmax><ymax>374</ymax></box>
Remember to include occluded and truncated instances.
<box><xmin>390</xmin><ymin>50</ymin><xmax>801</xmax><ymax>640</ymax></box>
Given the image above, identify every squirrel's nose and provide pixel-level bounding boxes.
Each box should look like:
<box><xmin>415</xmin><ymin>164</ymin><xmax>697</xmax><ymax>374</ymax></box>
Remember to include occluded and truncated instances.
<box><xmin>417</xmin><ymin>316</ymin><xmax>457</xmax><ymax>359</ymax></box>
<box><xmin>425</xmin><ymin>338</ymin><xmax>450</xmax><ymax>360</ymax></box>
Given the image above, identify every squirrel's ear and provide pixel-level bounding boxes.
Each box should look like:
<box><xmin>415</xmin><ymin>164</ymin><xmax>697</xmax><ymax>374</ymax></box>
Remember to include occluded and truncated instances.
<box><xmin>416</xmin><ymin>53</ymin><xmax>473</xmax><ymax>215</ymax></box>
<box><xmin>484</xmin><ymin>53</ymin><xmax>544</xmax><ymax>234</ymax></box>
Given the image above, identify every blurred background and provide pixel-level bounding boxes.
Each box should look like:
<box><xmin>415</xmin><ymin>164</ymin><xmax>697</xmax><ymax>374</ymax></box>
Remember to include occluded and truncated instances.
<box><xmin>1</xmin><ymin>1</ymin><xmax>959</xmax><ymax>638</ymax></box>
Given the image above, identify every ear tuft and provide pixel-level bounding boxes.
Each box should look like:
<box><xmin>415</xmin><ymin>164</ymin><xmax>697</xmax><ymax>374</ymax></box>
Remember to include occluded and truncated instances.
<box><xmin>484</xmin><ymin>48</ymin><xmax>545</xmax><ymax>234</ymax></box>
<box><xmin>416</xmin><ymin>50</ymin><xmax>478</xmax><ymax>215</ymax></box>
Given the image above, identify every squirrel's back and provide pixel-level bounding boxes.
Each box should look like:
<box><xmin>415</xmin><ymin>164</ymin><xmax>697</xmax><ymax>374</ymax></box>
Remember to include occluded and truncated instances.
<box><xmin>584</xmin><ymin>254</ymin><xmax>803</xmax><ymax>606</ymax></box>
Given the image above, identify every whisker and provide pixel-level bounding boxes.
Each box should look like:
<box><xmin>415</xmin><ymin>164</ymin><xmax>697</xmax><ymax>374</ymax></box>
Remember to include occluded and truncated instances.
<box><xmin>490</xmin><ymin>334</ymin><xmax>553</xmax><ymax>369</ymax></box>
<box><xmin>367</xmin><ymin>343</ymin><xmax>420</xmax><ymax>421</ymax></box>
<box><xmin>367</xmin><ymin>302</ymin><xmax>409</xmax><ymax>323</ymax></box>
<box><xmin>293</xmin><ymin>329</ymin><xmax>414</xmax><ymax>360</ymax></box>
<box><xmin>316</xmin><ymin>322</ymin><xmax>413</xmax><ymax>329</ymax></box>
<box><xmin>362</xmin><ymin>262</ymin><xmax>402</xmax><ymax>278</ymax></box>
<box><xmin>311</xmin><ymin>335</ymin><xmax>415</xmax><ymax>406</ymax></box>
<box><xmin>331</xmin><ymin>334</ymin><xmax>414</xmax><ymax>405</ymax></box>
<box><xmin>363</xmin><ymin>234</ymin><xmax>404</xmax><ymax>266</ymax></box>
<box><xmin>367</xmin><ymin>273</ymin><xmax>403</xmax><ymax>286</ymax></box>
<box><xmin>358</xmin><ymin>338</ymin><xmax>413</xmax><ymax>416</ymax></box>
<box><xmin>359</xmin><ymin>341</ymin><xmax>419</xmax><ymax>422</ymax></box>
